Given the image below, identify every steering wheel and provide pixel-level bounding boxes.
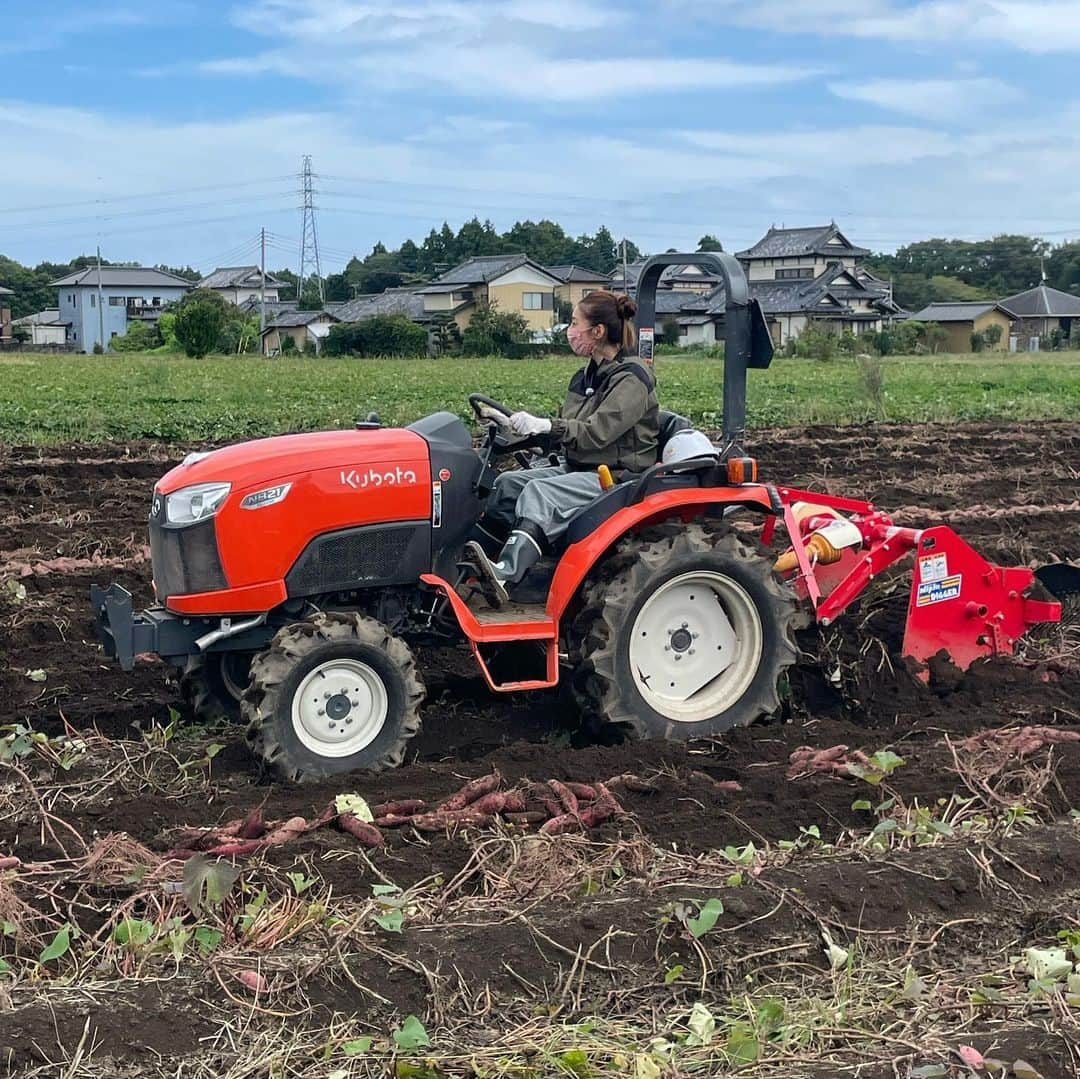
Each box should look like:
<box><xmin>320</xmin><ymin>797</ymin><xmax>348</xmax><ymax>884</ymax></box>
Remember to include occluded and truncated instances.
<box><xmin>468</xmin><ymin>393</ymin><xmax>513</xmax><ymax>424</ymax></box>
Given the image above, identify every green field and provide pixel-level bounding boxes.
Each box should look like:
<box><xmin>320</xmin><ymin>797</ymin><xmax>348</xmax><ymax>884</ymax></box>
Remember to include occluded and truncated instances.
<box><xmin>1</xmin><ymin>350</ymin><xmax>1078</xmax><ymax>444</ymax></box>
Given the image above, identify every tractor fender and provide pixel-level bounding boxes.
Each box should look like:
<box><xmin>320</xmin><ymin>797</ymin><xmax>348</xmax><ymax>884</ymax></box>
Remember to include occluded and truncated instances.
<box><xmin>545</xmin><ymin>485</ymin><xmax>775</xmax><ymax>622</ymax></box>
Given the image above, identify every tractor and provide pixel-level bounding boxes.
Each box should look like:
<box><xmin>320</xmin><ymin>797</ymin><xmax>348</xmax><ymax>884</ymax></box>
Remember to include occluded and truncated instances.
<box><xmin>91</xmin><ymin>252</ymin><xmax>1065</xmax><ymax>782</ymax></box>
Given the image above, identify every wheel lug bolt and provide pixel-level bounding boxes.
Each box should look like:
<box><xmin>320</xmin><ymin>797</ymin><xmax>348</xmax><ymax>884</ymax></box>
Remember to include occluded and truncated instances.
<box><xmin>317</xmin><ymin>708</ymin><xmax>325</xmax><ymax>716</ymax></box>
<box><xmin>681</xmin><ymin>622</ymin><xmax>688</xmax><ymax>629</ymax></box>
<box><xmin>345</xmin><ymin>718</ymin><xmax>353</xmax><ymax>725</ymax></box>
<box><xmin>674</xmin><ymin>655</ymin><xmax>682</xmax><ymax>662</ymax></box>
<box><xmin>689</xmin><ymin>649</ymin><xmax>696</xmax><ymax>656</ymax></box>
<box><xmin>324</xmin><ymin>692</ymin><xmax>331</xmax><ymax>699</ymax></box>
<box><xmin>664</xmin><ymin>645</ymin><xmax>671</xmax><ymax>651</ymax></box>
<box><xmin>692</xmin><ymin>633</ymin><xmax>699</xmax><ymax>640</ymax></box>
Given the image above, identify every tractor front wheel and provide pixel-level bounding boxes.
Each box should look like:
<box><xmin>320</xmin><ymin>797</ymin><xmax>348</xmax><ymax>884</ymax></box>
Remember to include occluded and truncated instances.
<box><xmin>576</xmin><ymin>525</ymin><xmax>798</xmax><ymax>740</ymax></box>
<box><xmin>243</xmin><ymin>613</ymin><xmax>424</xmax><ymax>782</ymax></box>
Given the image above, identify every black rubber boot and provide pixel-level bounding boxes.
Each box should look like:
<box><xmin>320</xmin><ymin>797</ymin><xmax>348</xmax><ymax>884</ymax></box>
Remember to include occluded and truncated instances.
<box><xmin>467</xmin><ymin>519</ymin><xmax>507</xmax><ymax>560</ymax></box>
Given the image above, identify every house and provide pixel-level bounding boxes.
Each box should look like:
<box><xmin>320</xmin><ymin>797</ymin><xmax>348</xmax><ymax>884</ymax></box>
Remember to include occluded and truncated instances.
<box><xmin>1000</xmin><ymin>284</ymin><xmax>1080</xmax><ymax>348</ymax></box>
<box><xmin>908</xmin><ymin>302</ymin><xmax>1013</xmax><ymax>352</ymax></box>
<box><xmin>736</xmin><ymin>223</ymin><xmax>870</xmax><ymax>283</ymax></box>
<box><xmin>197</xmin><ymin>266</ymin><xmax>287</xmax><ymax>305</ymax></box>
<box><xmin>673</xmin><ymin>261</ymin><xmax>899</xmax><ymax>348</ymax></box>
<box><xmin>609</xmin><ymin>259</ymin><xmax>719</xmax><ymax>295</ymax></box>
<box><xmin>0</xmin><ymin>286</ymin><xmax>12</xmax><ymax>342</ymax></box>
<box><xmin>260</xmin><ymin>309</ymin><xmax>340</xmax><ymax>356</ymax></box>
<box><xmin>332</xmin><ymin>287</ymin><xmax>428</xmax><ymax>324</ymax></box>
<box><xmin>417</xmin><ymin>254</ymin><xmax>562</xmax><ymax>334</ymax></box>
<box><xmin>546</xmin><ymin>265</ymin><xmax>614</xmax><ymax>309</ymax></box>
<box><xmin>12</xmin><ymin>309</ymin><xmax>70</xmax><ymax>346</ymax></box>
<box><xmin>51</xmin><ymin>266</ymin><xmax>192</xmax><ymax>352</ymax></box>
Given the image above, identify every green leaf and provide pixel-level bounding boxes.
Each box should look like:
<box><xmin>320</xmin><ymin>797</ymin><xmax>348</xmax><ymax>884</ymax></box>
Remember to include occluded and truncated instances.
<box><xmin>39</xmin><ymin>924</ymin><xmax>72</xmax><ymax>963</ymax></box>
<box><xmin>287</xmin><ymin>872</ymin><xmax>315</xmax><ymax>895</ymax></box>
<box><xmin>204</xmin><ymin>743</ymin><xmax>225</xmax><ymax>759</ymax></box>
<box><xmin>663</xmin><ymin>964</ymin><xmax>684</xmax><ymax>985</ymax></box>
<box><xmin>342</xmin><ymin>1037</ymin><xmax>374</xmax><ymax>1056</ymax></box>
<box><xmin>372</xmin><ymin>909</ymin><xmax>404</xmax><ymax>933</ymax></box>
<box><xmin>0</xmin><ymin>958</ymin><xmax>11</xmax><ymax>975</ymax></box>
<box><xmin>112</xmin><ymin>918</ymin><xmax>155</xmax><ymax>948</ymax></box>
<box><xmin>25</xmin><ymin>668</ymin><xmax>47</xmax><ymax>683</ymax></box>
<box><xmin>910</xmin><ymin>1066</ymin><xmax>947</xmax><ymax>1079</ymax></box>
<box><xmin>851</xmin><ymin>799</ymin><xmax>873</xmax><ymax>811</ymax></box>
<box><xmin>870</xmin><ymin>750</ymin><xmax>905</xmax><ymax>775</ymax></box>
<box><xmin>392</xmin><ymin>1014</ymin><xmax>431</xmax><ymax>1051</ymax></box>
<box><xmin>686</xmin><ymin>897</ymin><xmax>724</xmax><ymax>938</ymax></box>
<box><xmin>560</xmin><ymin>1049</ymin><xmax>591</xmax><ymax>1077</ymax></box>
<box><xmin>686</xmin><ymin>1002</ymin><xmax>715</xmax><ymax>1047</ymax></box>
<box><xmin>2</xmin><ymin>921</ymin><xmax>17</xmax><ymax>936</ymax></box>
<box><xmin>372</xmin><ymin>883</ymin><xmax>402</xmax><ymax>897</ymax></box>
<box><xmin>724</xmin><ymin>1021</ymin><xmax>759</xmax><ymax>1063</ymax></box>
<box><xmin>872</xmin><ymin>818</ymin><xmax>899</xmax><ymax>836</ymax></box>
<box><xmin>1024</xmin><ymin>946</ymin><xmax>1073</xmax><ymax>982</ymax></box>
<box><xmin>755</xmin><ymin>998</ymin><xmax>785</xmax><ymax>1035</ymax></box>
<box><xmin>928</xmin><ymin>820</ymin><xmax>953</xmax><ymax>836</ymax></box>
<box><xmin>182</xmin><ymin>855</ymin><xmax>240</xmax><ymax>915</ymax></box>
<box><xmin>335</xmin><ymin>793</ymin><xmax>374</xmax><ymax>822</ymax></box>
<box><xmin>193</xmin><ymin>926</ymin><xmax>223</xmax><ymax>956</ymax></box>
<box><xmin>725</xmin><ymin>872</ymin><xmax>744</xmax><ymax>887</ymax></box>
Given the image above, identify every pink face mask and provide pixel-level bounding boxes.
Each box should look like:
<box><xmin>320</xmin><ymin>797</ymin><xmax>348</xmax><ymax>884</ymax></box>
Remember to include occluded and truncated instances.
<box><xmin>567</xmin><ymin>323</ymin><xmax>596</xmax><ymax>357</ymax></box>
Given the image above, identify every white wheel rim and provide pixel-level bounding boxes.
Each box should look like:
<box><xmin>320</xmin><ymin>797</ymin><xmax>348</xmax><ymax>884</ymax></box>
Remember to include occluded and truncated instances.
<box><xmin>628</xmin><ymin>570</ymin><xmax>763</xmax><ymax>723</ymax></box>
<box><xmin>291</xmin><ymin>659</ymin><xmax>389</xmax><ymax>758</ymax></box>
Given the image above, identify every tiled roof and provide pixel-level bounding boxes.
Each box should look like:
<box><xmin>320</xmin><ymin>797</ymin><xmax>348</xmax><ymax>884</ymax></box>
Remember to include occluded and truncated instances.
<box><xmin>999</xmin><ymin>284</ymin><xmax>1080</xmax><ymax>318</ymax></box>
<box><xmin>197</xmin><ymin>266</ymin><xmax>288</xmax><ymax>290</ymax></box>
<box><xmin>333</xmin><ymin>288</ymin><xmax>427</xmax><ymax>322</ymax></box>
<box><xmin>50</xmin><ymin>266</ymin><xmax>194</xmax><ymax>288</ymax></box>
<box><xmin>546</xmin><ymin>264</ymin><xmax>611</xmax><ymax>283</ymax></box>
<box><xmin>909</xmin><ymin>302</ymin><xmax>1008</xmax><ymax>322</ymax></box>
<box><xmin>263</xmin><ymin>309</ymin><xmax>341</xmax><ymax>330</ymax></box>
<box><xmin>735</xmin><ymin>224</ymin><xmax>869</xmax><ymax>260</ymax></box>
<box><xmin>13</xmin><ymin>308</ymin><xmax>68</xmax><ymax>326</ymax></box>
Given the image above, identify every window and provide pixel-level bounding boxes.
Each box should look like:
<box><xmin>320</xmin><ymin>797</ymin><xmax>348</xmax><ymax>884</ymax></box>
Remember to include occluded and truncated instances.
<box><xmin>152</xmin><ymin>297</ymin><xmax>161</xmax><ymax>306</ymax></box>
<box><xmin>90</xmin><ymin>293</ymin><xmax>96</xmax><ymax>307</ymax></box>
<box><xmin>776</xmin><ymin>268</ymin><xmax>814</xmax><ymax>280</ymax></box>
<box><xmin>522</xmin><ymin>292</ymin><xmax>544</xmax><ymax>310</ymax></box>
<box><xmin>109</xmin><ymin>296</ymin><xmax>125</xmax><ymax>306</ymax></box>
<box><xmin>111</xmin><ymin>331</ymin><xmax>119</xmax><ymax>339</ymax></box>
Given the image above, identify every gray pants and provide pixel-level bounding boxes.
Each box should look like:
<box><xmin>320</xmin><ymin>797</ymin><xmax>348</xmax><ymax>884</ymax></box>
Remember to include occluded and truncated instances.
<box><xmin>485</xmin><ymin>463</ymin><xmax>602</xmax><ymax>544</ymax></box>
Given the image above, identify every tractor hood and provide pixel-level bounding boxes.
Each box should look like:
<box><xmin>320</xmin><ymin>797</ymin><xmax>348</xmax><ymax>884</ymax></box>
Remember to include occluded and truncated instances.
<box><xmin>156</xmin><ymin>429</ymin><xmax>429</xmax><ymax>496</ymax></box>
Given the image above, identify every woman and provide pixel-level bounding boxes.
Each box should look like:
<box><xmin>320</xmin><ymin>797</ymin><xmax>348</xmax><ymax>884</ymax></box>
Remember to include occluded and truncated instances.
<box><xmin>467</xmin><ymin>289</ymin><xmax>659</xmax><ymax>606</ymax></box>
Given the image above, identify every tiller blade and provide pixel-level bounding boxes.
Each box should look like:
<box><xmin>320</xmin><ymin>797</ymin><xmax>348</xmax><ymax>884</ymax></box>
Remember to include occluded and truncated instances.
<box><xmin>1034</xmin><ymin>562</ymin><xmax>1080</xmax><ymax>600</ymax></box>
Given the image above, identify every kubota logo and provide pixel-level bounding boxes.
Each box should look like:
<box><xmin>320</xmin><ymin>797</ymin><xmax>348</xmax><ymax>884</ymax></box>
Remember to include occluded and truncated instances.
<box><xmin>341</xmin><ymin>466</ymin><xmax>418</xmax><ymax>490</ymax></box>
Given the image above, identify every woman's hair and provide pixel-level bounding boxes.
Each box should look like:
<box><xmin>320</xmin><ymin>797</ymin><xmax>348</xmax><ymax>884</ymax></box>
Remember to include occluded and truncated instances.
<box><xmin>578</xmin><ymin>289</ymin><xmax>638</xmax><ymax>351</ymax></box>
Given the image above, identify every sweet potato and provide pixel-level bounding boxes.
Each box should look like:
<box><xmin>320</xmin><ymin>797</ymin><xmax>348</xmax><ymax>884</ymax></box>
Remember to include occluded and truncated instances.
<box><xmin>539</xmin><ymin>813</ymin><xmax>580</xmax><ymax>835</ymax></box>
<box><xmin>470</xmin><ymin>791</ymin><xmax>525</xmax><ymax>816</ymax></box>
<box><xmin>605</xmin><ymin>773</ymin><xmax>658</xmax><ymax>793</ymax></box>
<box><xmin>261</xmin><ymin>816</ymin><xmax>310</xmax><ymax>846</ymax></box>
<box><xmin>374</xmin><ymin>813</ymin><xmax>417</xmax><ymax>828</ymax></box>
<box><xmin>563</xmin><ymin>782</ymin><xmax>598</xmax><ymax>801</ymax></box>
<box><xmin>411</xmin><ymin>809</ymin><xmax>488</xmax><ymax>832</ymax></box>
<box><xmin>236</xmin><ymin>805</ymin><xmax>267</xmax><ymax>840</ymax></box>
<box><xmin>547</xmin><ymin>779</ymin><xmax>579</xmax><ymax>816</ymax></box>
<box><xmin>0</xmin><ymin>856</ymin><xmax>21</xmax><ymax>871</ymax></box>
<box><xmin>372</xmin><ymin>799</ymin><xmax>428</xmax><ymax>817</ymax></box>
<box><xmin>206</xmin><ymin>838</ymin><xmax>268</xmax><ymax>857</ymax></box>
<box><xmin>236</xmin><ymin>969</ymin><xmax>269</xmax><ymax>994</ymax></box>
<box><xmin>338</xmin><ymin>813</ymin><xmax>385</xmax><ymax>848</ymax></box>
<box><xmin>505</xmin><ymin>811</ymin><xmax>548</xmax><ymax>825</ymax></box>
<box><xmin>439</xmin><ymin>771</ymin><xmax>502</xmax><ymax>811</ymax></box>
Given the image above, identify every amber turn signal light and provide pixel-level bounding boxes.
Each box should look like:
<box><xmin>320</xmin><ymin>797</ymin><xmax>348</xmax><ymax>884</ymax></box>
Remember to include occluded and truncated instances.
<box><xmin>725</xmin><ymin>457</ymin><xmax>758</xmax><ymax>484</ymax></box>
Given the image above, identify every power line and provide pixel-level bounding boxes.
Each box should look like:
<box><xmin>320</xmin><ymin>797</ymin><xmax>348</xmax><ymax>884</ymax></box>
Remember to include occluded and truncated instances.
<box><xmin>297</xmin><ymin>155</ymin><xmax>324</xmax><ymax>304</ymax></box>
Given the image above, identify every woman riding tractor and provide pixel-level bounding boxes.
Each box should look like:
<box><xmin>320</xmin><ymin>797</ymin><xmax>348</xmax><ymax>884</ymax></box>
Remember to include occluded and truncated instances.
<box><xmin>466</xmin><ymin>290</ymin><xmax>661</xmax><ymax>607</ymax></box>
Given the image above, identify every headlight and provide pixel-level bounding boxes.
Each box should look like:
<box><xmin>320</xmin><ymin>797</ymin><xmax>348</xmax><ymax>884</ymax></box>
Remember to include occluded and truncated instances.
<box><xmin>165</xmin><ymin>482</ymin><xmax>231</xmax><ymax>524</ymax></box>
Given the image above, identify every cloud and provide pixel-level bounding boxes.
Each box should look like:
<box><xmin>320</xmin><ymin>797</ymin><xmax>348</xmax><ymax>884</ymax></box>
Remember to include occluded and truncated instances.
<box><xmin>828</xmin><ymin>77</ymin><xmax>1023</xmax><ymax>121</ymax></box>
<box><xmin>678</xmin><ymin>0</ymin><xmax>1080</xmax><ymax>54</ymax></box>
<box><xmin>198</xmin><ymin>0</ymin><xmax>824</xmax><ymax>101</ymax></box>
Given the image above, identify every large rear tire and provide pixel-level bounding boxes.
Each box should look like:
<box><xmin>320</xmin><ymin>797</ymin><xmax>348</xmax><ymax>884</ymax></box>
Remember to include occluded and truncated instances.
<box><xmin>243</xmin><ymin>612</ymin><xmax>424</xmax><ymax>782</ymax></box>
<box><xmin>180</xmin><ymin>652</ymin><xmax>253</xmax><ymax>723</ymax></box>
<box><xmin>574</xmin><ymin>524</ymin><xmax>798</xmax><ymax>740</ymax></box>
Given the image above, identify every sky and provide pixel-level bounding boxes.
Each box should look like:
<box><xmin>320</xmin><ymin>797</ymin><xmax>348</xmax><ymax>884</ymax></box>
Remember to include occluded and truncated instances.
<box><xmin>2</xmin><ymin>0</ymin><xmax>1079</xmax><ymax>275</ymax></box>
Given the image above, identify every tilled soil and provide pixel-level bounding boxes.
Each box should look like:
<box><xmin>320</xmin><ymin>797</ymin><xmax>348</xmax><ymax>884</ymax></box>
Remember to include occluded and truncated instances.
<box><xmin>0</xmin><ymin>422</ymin><xmax>1078</xmax><ymax>1078</ymax></box>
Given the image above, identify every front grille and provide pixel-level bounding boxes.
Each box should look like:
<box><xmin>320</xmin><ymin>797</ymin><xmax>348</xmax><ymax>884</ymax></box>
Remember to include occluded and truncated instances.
<box><xmin>149</xmin><ymin>515</ymin><xmax>228</xmax><ymax>600</ymax></box>
<box><xmin>286</xmin><ymin>522</ymin><xmax>429</xmax><ymax>597</ymax></box>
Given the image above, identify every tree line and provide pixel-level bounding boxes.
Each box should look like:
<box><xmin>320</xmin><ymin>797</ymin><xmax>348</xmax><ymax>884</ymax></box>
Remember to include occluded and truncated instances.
<box><xmin>5</xmin><ymin>227</ymin><xmax>1079</xmax><ymax>322</ymax></box>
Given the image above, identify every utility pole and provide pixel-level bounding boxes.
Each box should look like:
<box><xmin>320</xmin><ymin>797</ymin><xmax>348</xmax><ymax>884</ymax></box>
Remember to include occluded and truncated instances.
<box><xmin>297</xmin><ymin>155</ymin><xmax>324</xmax><ymax>307</ymax></box>
<box><xmin>621</xmin><ymin>238</ymin><xmax>629</xmax><ymax>293</ymax></box>
<box><xmin>95</xmin><ymin>245</ymin><xmax>106</xmax><ymax>353</ymax></box>
<box><xmin>259</xmin><ymin>227</ymin><xmax>267</xmax><ymax>353</ymax></box>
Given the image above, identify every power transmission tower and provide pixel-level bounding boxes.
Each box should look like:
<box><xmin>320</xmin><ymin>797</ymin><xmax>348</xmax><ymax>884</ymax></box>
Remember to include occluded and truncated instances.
<box><xmin>297</xmin><ymin>155</ymin><xmax>324</xmax><ymax>306</ymax></box>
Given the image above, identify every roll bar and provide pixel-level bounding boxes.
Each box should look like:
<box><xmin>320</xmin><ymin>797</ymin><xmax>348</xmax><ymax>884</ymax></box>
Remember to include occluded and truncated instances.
<box><xmin>632</xmin><ymin>251</ymin><xmax>773</xmax><ymax>458</ymax></box>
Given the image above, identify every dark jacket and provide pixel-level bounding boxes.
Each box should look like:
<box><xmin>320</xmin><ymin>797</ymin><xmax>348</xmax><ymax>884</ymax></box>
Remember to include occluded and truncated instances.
<box><xmin>549</xmin><ymin>352</ymin><xmax>660</xmax><ymax>472</ymax></box>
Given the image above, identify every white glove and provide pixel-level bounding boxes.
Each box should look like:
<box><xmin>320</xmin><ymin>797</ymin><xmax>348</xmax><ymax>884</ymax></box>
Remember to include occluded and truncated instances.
<box><xmin>509</xmin><ymin>411</ymin><xmax>552</xmax><ymax>438</ymax></box>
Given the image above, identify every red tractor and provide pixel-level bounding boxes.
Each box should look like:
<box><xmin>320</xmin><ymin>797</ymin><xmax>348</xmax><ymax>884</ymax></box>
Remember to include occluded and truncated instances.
<box><xmin>92</xmin><ymin>253</ymin><xmax>1064</xmax><ymax>782</ymax></box>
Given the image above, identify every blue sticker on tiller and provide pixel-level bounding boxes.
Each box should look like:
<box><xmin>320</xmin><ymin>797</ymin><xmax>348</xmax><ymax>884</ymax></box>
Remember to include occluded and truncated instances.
<box><xmin>916</xmin><ymin>574</ymin><xmax>962</xmax><ymax>607</ymax></box>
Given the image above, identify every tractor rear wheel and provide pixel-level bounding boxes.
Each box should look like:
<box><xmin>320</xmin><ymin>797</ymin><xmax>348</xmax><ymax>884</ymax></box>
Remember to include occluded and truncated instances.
<box><xmin>575</xmin><ymin>524</ymin><xmax>798</xmax><ymax>740</ymax></box>
<box><xmin>180</xmin><ymin>652</ymin><xmax>253</xmax><ymax>723</ymax></box>
<box><xmin>243</xmin><ymin>612</ymin><xmax>424</xmax><ymax>782</ymax></box>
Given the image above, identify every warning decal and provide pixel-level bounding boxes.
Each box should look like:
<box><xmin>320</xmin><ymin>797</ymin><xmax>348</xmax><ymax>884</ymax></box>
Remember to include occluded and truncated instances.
<box><xmin>918</xmin><ymin>553</ymin><xmax>948</xmax><ymax>583</ymax></box>
<box><xmin>916</xmin><ymin>573</ymin><xmax>962</xmax><ymax>606</ymax></box>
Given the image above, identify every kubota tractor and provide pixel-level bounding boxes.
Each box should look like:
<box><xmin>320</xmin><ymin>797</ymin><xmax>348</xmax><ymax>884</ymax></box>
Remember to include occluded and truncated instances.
<box><xmin>91</xmin><ymin>252</ymin><xmax>1064</xmax><ymax>782</ymax></box>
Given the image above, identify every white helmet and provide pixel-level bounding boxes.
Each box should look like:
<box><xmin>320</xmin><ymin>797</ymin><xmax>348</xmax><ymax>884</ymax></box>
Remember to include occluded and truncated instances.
<box><xmin>662</xmin><ymin>428</ymin><xmax>717</xmax><ymax>464</ymax></box>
